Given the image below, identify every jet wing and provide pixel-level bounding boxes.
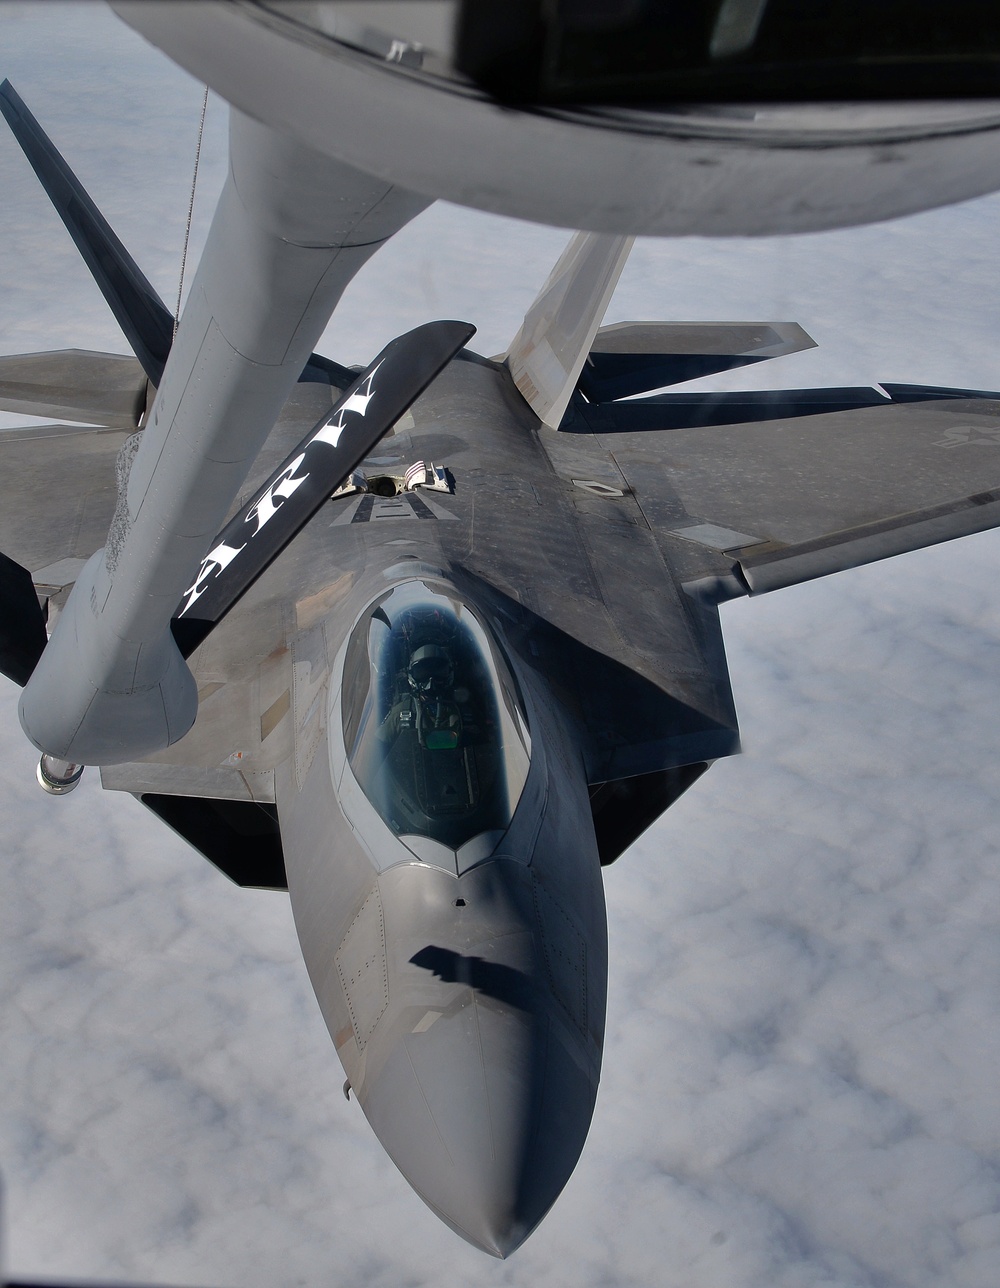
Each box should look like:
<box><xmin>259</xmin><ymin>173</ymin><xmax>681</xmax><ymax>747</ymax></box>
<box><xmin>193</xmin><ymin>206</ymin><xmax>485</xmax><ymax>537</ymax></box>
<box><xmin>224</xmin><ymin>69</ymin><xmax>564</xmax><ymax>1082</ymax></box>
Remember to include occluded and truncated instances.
<box><xmin>0</xmin><ymin>422</ymin><xmax>131</xmax><ymax>584</ymax></box>
<box><xmin>0</xmin><ymin>393</ymin><xmax>332</xmax><ymax>829</ymax></box>
<box><xmin>573</xmin><ymin>384</ymin><xmax>1000</xmax><ymax>599</ymax></box>
<box><xmin>0</xmin><ymin>379</ymin><xmax>339</xmax><ymax>585</ymax></box>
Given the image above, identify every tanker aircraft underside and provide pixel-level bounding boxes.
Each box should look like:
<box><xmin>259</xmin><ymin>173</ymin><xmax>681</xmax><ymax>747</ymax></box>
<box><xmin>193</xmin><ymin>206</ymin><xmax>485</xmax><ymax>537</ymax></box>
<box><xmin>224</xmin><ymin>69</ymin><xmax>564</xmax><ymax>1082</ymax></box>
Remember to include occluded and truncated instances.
<box><xmin>3</xmin><ymin>62</ymin><xmax>1000</xmax><ymax>1257</ymax></box>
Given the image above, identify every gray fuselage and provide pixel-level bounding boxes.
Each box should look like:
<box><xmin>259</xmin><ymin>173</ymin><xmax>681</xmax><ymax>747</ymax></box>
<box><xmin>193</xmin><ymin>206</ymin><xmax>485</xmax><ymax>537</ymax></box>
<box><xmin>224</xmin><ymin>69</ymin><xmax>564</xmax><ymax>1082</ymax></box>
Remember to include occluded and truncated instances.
<box><xmin>242</xmin><ymin>350</ymin><xmax>734</xmax><ymax>1255</ymax></box>
<box><xmin>267</xmin><ymin>370</ymin><xmax>616</xmax><ymax>1255</ymax></box>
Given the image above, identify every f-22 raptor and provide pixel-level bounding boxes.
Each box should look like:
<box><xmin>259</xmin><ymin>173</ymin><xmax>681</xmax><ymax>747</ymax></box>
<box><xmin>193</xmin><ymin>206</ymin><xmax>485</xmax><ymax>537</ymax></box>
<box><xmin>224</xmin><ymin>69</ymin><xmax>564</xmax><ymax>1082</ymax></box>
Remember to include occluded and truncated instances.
<box><xmin>3</xmin><ymin>76</ymin><xmax>1000</xmax><ymax>1258</ymax></box>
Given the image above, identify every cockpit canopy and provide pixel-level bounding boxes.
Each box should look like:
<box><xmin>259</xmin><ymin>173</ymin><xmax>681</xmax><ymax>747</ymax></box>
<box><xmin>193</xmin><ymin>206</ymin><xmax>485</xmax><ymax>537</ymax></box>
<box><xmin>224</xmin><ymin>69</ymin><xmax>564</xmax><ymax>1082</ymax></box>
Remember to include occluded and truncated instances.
<box><xmin>341</xmin><ymin>582</ymin><xmax>531</xmax><ymax>852</ymax></box>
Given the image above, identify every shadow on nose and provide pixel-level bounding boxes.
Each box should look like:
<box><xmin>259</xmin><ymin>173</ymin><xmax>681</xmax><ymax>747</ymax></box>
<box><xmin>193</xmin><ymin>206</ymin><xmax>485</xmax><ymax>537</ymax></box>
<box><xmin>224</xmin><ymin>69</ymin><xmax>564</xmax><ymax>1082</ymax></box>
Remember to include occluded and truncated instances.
<box><xmin>360</xmin><ymin>989</ymin><xmax>597</xmax><ymax>1257</ymax></box>
<box><xmin>409</xmin><ymin>944</ymin><xmax>536</xmax><ymax>1011</ymax></box>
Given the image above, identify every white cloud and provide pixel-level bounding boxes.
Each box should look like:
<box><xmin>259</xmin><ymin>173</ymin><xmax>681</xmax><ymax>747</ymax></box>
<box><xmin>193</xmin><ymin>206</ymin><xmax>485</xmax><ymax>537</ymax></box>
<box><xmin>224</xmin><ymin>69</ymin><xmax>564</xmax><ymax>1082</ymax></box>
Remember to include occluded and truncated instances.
<box><xmin>1</xmin><ymin>4</ymin><xmax>1000</xmax><ymax>1286</ymax></box>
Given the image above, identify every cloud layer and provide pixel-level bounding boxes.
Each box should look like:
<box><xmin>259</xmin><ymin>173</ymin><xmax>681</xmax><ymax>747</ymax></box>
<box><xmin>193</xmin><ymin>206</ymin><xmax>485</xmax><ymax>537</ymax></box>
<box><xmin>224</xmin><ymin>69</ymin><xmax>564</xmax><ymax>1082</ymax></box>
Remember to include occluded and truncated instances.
<box><xmin>1</xmin><ymin>5</ymin><xmax>1000</xmax><ymax>1286</ymax></box>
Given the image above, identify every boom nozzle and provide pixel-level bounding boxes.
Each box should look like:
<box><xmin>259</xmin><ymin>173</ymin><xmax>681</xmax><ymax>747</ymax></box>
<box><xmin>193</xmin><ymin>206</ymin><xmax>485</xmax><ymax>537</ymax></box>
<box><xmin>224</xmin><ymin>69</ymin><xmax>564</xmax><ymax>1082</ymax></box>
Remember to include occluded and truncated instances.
<box><xmin>36</xmin><ymin>755</ymin><xmax>84</xmax><ymax>795</ymax></box>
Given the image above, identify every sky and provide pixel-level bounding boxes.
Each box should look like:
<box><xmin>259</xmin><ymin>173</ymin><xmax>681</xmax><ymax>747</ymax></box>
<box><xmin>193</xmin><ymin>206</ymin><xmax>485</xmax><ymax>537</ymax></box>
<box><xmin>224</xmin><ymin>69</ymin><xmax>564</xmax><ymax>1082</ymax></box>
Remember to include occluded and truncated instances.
<box><xmin>1</xmin><ymin>4</ymin><xmax>1000</xmax><ymax>1287</ymax></box>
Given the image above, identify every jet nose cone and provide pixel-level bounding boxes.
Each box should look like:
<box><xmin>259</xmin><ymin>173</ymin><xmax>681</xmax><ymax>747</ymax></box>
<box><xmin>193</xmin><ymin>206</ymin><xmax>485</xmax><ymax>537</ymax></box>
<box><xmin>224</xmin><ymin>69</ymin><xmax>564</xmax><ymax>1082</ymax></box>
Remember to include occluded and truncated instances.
<box><xmin>360</xmin><ymin>996</ymin><xmax>597</xmax><ymax>1257</ymax></box>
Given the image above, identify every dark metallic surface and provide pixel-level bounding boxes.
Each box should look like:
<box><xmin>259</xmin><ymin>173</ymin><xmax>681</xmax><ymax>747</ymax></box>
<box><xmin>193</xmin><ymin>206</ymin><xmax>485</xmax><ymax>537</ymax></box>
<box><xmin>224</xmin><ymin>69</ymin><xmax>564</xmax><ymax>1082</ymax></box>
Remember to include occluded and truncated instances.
<box><xmin>0</xmin><ymin>551</ymin><xmax>48</xmax><ymax>687</ymax></box>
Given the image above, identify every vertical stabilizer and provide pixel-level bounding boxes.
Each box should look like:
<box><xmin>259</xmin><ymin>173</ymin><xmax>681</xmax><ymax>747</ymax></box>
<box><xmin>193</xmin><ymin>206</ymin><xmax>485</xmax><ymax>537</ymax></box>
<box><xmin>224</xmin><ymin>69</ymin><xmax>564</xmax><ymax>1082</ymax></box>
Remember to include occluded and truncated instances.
<box><xmin>505</xmin><ymin>232</ymin><xmax>634</xmax><ymax>429</ymax></box>
<box><xmin>0</xmin><ymin>79</ymin><xmax>174</xmax><ymax>385</ymax></box>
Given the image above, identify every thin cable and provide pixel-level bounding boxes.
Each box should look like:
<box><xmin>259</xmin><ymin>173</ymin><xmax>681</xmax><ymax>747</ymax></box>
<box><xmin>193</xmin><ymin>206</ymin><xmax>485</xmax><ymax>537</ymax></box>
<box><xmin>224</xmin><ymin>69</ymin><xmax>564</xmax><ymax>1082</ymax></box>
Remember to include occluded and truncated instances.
<box><xmin>173</xmin><ymin>85</ymin><xmax>210</xmax><ymax>341</ymax></box>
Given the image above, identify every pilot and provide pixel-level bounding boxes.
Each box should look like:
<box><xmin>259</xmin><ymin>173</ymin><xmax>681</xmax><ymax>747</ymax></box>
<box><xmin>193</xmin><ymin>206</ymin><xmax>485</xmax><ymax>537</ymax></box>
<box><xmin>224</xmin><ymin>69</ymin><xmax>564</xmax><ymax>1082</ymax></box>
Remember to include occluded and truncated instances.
<box><xmin>379</xmin><ymin>644</ymin><xmax>462</xmax><ymax>749</ymax></box>
<box><xmin>407</xmin><ymin>644</ymin><xmax>453</xmax><ymax>697</ymax></box>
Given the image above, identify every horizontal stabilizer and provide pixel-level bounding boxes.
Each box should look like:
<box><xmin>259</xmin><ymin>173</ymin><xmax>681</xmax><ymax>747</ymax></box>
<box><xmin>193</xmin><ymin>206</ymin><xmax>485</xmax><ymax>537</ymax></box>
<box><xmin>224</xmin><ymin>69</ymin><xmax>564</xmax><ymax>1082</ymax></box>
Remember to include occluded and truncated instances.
<box><xmin>879</xmin><ymin>382</ymin><xmax>1000</xmax><ymax>403</ymax></box>
<box><xmin>577</xmin><ymin>386</ymin><xmax>888</xmax><ymax>433</ymax></box>
<box><xmin>0</xmin><ymin>79</ymin><xmax>174</xmax><ymax>385</ymax></box>
<box><xmin>0</xmin><ymin>550</ymin><xmax>48</xmax><ymax>686</ymax></box>
<box><xmin>171</xmin><ymin>318</ymin><xmax>476</xmax><ymax>655</ymax></box>
<box><xmin>580</xmin><ymin>320</ymin><xmax>817</xmax><ymax>402</ymax></box>
<box><xmin>0</xmin><ymin>349</ymin><xmax>147</xmax><ymax>428</ymax></box>
<box><xmin>506</xmin><ymin>231</ymin><xmax>634</xmax><ymax>429</ymax></box>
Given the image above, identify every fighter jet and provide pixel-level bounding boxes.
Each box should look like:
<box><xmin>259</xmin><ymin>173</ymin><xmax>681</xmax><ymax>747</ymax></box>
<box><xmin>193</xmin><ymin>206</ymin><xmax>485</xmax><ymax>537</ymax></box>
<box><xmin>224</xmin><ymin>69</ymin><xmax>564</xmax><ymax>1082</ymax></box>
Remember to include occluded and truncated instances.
<box><xmin>4</xmin><ymin>79</ymin><xmax>1000</xmax><ymax>1256</ymax></box>
<box><xmin>4</xmin><ymin>10</ymin><xmax>1000</xmax><ymax>1261</ymax></box>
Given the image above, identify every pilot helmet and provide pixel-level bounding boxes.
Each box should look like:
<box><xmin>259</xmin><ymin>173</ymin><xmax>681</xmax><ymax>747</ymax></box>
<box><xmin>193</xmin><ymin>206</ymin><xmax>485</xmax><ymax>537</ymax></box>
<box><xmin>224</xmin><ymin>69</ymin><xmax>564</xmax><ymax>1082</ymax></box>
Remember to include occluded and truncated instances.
<box><xmin>407</xmin><ymin>643</ymin><xmax>453</xmax><ymax>695</ymax></box>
